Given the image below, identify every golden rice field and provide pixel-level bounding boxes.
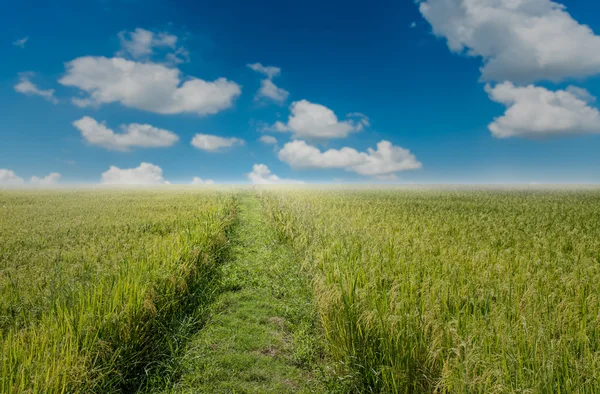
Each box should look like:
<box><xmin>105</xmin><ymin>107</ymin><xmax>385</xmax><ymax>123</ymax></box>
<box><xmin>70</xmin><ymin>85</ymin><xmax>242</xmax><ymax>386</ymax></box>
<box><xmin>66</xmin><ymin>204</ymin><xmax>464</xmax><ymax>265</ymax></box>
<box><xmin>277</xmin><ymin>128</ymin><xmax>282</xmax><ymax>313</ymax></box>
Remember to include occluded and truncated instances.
<box><xmin>260</xmin><ymin>188</ymin><xmax>600</xmax><ymax>393</ymax></box>
<box><xmin>2</xmin><ymin>187</ymin><xmax>600</xmax><ymax>393</ymax></box>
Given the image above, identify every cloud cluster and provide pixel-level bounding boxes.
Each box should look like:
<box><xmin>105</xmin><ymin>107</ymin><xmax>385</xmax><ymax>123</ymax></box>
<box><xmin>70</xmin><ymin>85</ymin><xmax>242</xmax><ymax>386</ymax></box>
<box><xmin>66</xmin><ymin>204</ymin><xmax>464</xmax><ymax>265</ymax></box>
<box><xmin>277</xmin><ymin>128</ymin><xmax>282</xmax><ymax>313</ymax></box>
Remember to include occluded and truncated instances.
<box><xmin>247</xmin><ymin>164</ymin><xmax>304</xmax><ymax>184</ymax></box>
<box><xmin>60</xmin><ymin>56</ymin><xmax>241</xmax><ymax>116</ymax></box>
<box><xmin>268</xmin><ymin>100</ymin><xmax>369</xmax><ymax>139</ymax></box>
<box><xmin>419</xmin><ymin>0</ymin><xmax>600</xmax><ymax>83</ymax></box>
<box><xmin>9</xmin><ymin>26</ymin><xmax>422</xmax><ymax>184</ymax></box>
<box><xmin>30</xmin><ymin>173</ymin><xmax>62</xmax><ymax>185</ymax></box>
<box><xmin>0</xmin><ymin>170</ymin><xmax>62</xmax><ymax>186</ymax></box>
<box><xmin>73</xmin><ymin>116</ymin><xmax>179</xmax><ymax>151</ymax></box>
<box><xmin>259</xmin><ymin>135</ymin><xmax>278</xmax><ymax>145</ymax></box>
<box><xmin>101</xmin><ymin>162</ymin><xmax>168</xmax><ymax>184</ymax></box>
<box><xmin>420</xmin><ymin>0</ymin><xmax>600</xmax><ymax>138</ymax></box>
<box><xmin>486</xmin><ymin>82</ymin><xmax>600</xmax><ymax>138</ymax></box>
<box><xmin>191</xmin><ymin>134</ymin><xmax>245</xmax><ymax>152</ymax></box>
<box><xmin>247</xmin><ymin>63</ymin><xmax>281</xmax><ymax>79</ymax></box>
<box><xmin>14</xmin><ymin>72</ymin><xmax>58</xmax><ymax>104</ymax></box>
<box><xmin>191</xmin><ymin>177</ymin><xmax>215</xmax><ymax>185</ymax></box>
<box><xmin>117</xmin><ymin>28</ymin><xmax>189</xmax><ymax>65</ymax></box>
<box><xmin>278</xmin><ymin>140</ymin><xmax>422</xmax><ymax>177</ymax></box>
<box><xmin>0</xmin><ymin>169</ymin><xmax>25</xmax><ymax>185</ymax></box>
<box><xmin>247</xmin><ymin>62</ymin><xmax>289</xmax><ymax>104</ymax></box>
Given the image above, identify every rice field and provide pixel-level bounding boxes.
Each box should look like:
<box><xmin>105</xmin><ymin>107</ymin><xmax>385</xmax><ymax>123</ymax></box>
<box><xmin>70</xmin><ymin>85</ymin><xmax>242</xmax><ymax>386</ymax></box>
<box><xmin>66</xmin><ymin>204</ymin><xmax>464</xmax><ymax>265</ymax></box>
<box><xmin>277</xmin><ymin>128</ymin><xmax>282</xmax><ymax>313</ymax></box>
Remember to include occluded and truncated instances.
<box><xmin>0</xmin><ymin>189</ymin><xmax>237</xmax><ymax>393</ymax></box>
<box><xmin>260</xmin><ymin>188</ymin><xmax>600</xmax><ymax>393</ymax></box>
<box><xmin>2</xmin><ymin>187</ymin><xmax>600</xmax><ymax>393</ymax></box>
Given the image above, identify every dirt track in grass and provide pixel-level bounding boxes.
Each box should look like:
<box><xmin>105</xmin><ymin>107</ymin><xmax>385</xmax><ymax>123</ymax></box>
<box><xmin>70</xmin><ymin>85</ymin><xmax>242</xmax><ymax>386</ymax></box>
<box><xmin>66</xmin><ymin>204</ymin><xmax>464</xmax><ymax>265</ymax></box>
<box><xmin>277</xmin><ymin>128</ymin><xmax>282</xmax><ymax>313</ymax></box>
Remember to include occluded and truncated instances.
<box><xmin>155</xmin><ymin>194</ymin><xmax>328</xmax><ymax>393</ymax></box>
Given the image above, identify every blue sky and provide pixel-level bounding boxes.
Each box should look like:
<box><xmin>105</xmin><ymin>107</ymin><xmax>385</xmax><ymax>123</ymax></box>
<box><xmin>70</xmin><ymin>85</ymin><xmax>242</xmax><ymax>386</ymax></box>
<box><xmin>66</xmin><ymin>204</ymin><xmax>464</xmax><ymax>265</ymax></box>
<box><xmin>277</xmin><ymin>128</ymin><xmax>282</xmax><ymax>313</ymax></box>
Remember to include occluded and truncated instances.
<box><xmin>2</xmin><ymin>0</ymin><xmax>600</xmax><ymax>185</ymax></box>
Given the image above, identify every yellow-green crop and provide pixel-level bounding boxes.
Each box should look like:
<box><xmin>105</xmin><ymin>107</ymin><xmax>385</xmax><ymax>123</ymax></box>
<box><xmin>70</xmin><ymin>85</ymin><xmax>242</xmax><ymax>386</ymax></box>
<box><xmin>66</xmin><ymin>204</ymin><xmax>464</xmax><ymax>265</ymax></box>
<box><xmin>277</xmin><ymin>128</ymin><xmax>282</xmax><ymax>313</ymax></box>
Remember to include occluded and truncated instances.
<box><xmin>0</xmin><ymin>189</ymin><xmax>237</xmax><ymax>393</ymax></box>
<box><xmin>261</xmin><ymin>188</ymin><xmax>600</xmax><ymax>393</ymax></box>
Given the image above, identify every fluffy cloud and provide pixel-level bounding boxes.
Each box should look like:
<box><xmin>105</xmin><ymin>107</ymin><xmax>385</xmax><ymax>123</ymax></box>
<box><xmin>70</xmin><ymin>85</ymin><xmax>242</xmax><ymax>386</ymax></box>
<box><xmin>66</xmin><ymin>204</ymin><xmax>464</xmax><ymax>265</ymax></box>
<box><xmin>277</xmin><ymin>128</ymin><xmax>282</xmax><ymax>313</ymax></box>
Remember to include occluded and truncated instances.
<box><xmin>566</xmin><ymin>86</ymin><xmax>597</xmax><ymax>103</ymax></box>
<box><xmin>485</xmin><ymin>82</ymin><xmax>600</xmax><ymax>138</ymax></box>
<box><xmin>279</xmin><ymin>141</ymin><xmax>365</xmax><ymax>168</ymax></box>
<box><xmin>257</xmin><ymin>79</ymin><xmax>289</xmax><ymax>103</ymax></box>
<box><xmin>191</xmin><ymin>177</ymin><xmax>215</xmax><ymax>185</ymax></box>
<box><xmin>30</xmin><ymin>173</ymin><xmax>62</xmax><ymax>185</ymax></box>
<box><xmin>14</xmin><ymin>72</ymin><xmax>58</xmax><ymax>104</ymax></box>
<box><xmin>259</xmin><ymin>135</ymin><xmax>278</xmax><ymax>145</ymax></box>
<box><xmin>278</xmin><ymin>140</ymin><xmax>422</xmax><ymax>177</ymax></box>
<box><xmin>13</xmin><ymin>37</ymin><xmax>28</xmax><ymax>48</ymax></box>
<box><xmin>72</xmin><ymin>116</ymin><xmax>179</xmax><ymax>151</ymax></box>
<box><xmin>117</xmin><ymin>28</ymin><xmax>189</xmax><ymax>65</ymax></box>
<box><xmin>247</xmin><ymin>63</ymin><xmax>289</xmax><ymax>104</ymax></box>
<box><xmin>59</xmin><ymin>57</ymin><xmax>241</xmax><ymax>115</ymax></box>
<box><xmin>191</xmin><ymin>134</ymin><xmax>245</xmax><ymax>152</ymax></box>
<box><xmin>267</xmin><ymin>100</ymin><xmax>368</xmax><ymax>139</ymax></box>
<box><xmin>0</xmin><ymin>169</ymin><xmax>25</xmax><ymax>186</ymax></box>
<box><xmin>419</xmin><ymin>0</ymin><xmax>600</xmax><ymax>83</ymax></box>
<box><xmin>101</xmin><ymin>162</ymin><xmax>168</xmax><ymax>184</ymax></box>
<box><xmin>347</xmin><ymin>112</ymin><xmax>371</xmax><ymax>126</ymax></box>
<box><xmin>1</xmin><ymin>170</ymin><xmax>63</xmax><ymax>186</ymax></box>
<box><xmin>247</xmin><ymin>164</ymin><xmax>304</xmax><ymax>184</ymax></box>
<box><xmin>247</xmin><ymin>63</ymin><xmax>281</xmax><ymax>79</ymax></box>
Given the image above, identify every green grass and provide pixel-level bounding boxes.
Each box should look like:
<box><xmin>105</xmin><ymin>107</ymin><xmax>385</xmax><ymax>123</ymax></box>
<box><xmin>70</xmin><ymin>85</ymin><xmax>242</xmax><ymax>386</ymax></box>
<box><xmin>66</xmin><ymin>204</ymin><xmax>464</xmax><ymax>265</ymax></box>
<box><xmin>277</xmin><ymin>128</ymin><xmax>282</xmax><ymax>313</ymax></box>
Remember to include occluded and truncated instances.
<box><xmin>0</xmin><ymin>189</ymin><xmax>237</xmax><ymax>393</ymax></box>
<box><xmin>151</xmin><ymin>194</ymin><xmax>330</xmax><ymax>393</ymax></box>
<box><xmin>260</xmin><ymin>188</ymin><xmax>600</xmax><ymax>393</ymax></box>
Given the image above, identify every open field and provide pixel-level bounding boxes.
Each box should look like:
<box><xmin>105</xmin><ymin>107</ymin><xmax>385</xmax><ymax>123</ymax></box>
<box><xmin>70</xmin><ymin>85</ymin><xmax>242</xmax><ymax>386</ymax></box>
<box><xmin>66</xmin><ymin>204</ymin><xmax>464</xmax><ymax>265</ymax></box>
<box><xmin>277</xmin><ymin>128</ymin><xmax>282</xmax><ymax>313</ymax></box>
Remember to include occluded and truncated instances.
<box><xmin>2</xmin><ymin>188</ymin><xmax>600</xmax><ymax>393</ymax></box>
<box><xmin>261</xmin><ymin>188</ymin><xmax>600</xmax><ymax>393</ymax></box>
<box><xmin>0</xmin><ymin>189</ymin><xmax>237</xmax><ymax>392</ymax></box>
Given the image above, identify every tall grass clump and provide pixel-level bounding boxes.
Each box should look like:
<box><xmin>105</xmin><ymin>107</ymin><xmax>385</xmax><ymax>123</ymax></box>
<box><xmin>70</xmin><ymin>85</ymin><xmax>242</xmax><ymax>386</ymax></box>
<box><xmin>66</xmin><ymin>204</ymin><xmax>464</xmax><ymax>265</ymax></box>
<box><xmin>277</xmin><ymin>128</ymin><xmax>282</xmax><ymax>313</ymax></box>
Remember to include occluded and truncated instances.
<box><xmin>0</xmin><ymin>189</ymin><xmax>237</xmax><ymax>393</ymax></box>
<box><xmin>260</xmin><ymin>187</ymin><xmax>600</xmax><ymax>393</ymax></box>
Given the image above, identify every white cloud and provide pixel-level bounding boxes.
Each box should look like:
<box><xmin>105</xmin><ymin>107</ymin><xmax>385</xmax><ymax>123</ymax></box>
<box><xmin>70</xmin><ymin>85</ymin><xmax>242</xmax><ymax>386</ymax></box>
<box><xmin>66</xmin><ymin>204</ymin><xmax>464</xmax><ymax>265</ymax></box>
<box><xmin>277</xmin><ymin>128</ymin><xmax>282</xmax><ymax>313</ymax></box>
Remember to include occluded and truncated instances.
<box><xmin>59</xmin><ymin>56</ymin><xmax>241</xmax><ymax>115</ymax></box>
<box><xmin>257</xmin><ymin>79</ymin><xmax>289</xmax><ymax>103</ymax></box>
<box><xmin>247</xmin><ymin>63</ymin><xmax>289</xmax><ymax>104</ymax></box>
<box><xmin>72</xmin><ymin>116</ymin><xmax>179</xmax><ymax>151</ymax></box>
<box><xmin>13</xmin><ymin>37</ymin><xmax>28</xmax><ymax>48</ymax></box>
<box><xmin>247</xmin><ymin>164</ymin><xmax>304</xmax><ymax>184</ymax></box>
<box><xmin>117</xmin><ymin>28</ymin><xmax>189</xmax><ymax>65</ymax></box>
<box><xmin>566</xmin><ymin>86</ymin><xmax>597</xmax><ymax>103</ymax></box>
<box><xmin>278</xmin><ymin>140</ymin><xmax>365</xmax><ymax>168</ymax></box>
<box><xmin>118</xmin><ymin>28</ymin><xmax>157</xmax><ymax>58</ymax></box>
<box><xmin>486</xmin><ymin>82</ymin><xmax>600</xmax><ymax>138</ymax></box>
<box><xmin>352</xmin><ymin>141</ymin><xmax>422</xmax><ymax>176</ymax></box>
<box><xmin>191</xmin><ymin>134</ymin><xmax>245</xmax><ymax>152</ymax></box>
<box><xmin>278</xmin><ymin>140</ymin><xmax>422</xmax><ymax>177</ymax></box>
<box><xmin>165</xmin><ymin>47</ymin><xmax>190</xmax><ymax>66</ymax></box>
<box><xmin>0</xmin><ymin>169</ymin><xmax>25</xmax><ymax>186</ymax></box>
<box><xmin>101</xmin><ymin>162</ymin><xmax>168</xmax><ymax>184</ymax></box>
<box><xmin>191</xmin><ymin>177</ymin><xmax>215</xmax><ymax>185</ymax></box>
<box><xmin>247</xmin><ymin>63</ymin><xmax>281</xmax><ymax>79</ymax></box>
<box><xmin>259</xmin><ymin>135</ymin><xmax>278</xmax><ymax>145</ymax></box>
<box><xmin>0</xmin><ymin>170</ymin><xmax>64</xmax><ymax>187</ymax></box>
<box><xmin>419</xmin><ymin>0</ymin><xmax>600</xmax><ymax>83</ymax></box>
<box><xmin>347</xmin><ymin>112</ymin><xmax>371</xmax><ymax>127</ymax></box>
<box><xmin>266</xmin><ymin>100</ymin><xmax>368</xmax><ymax>139</ymax></box>
<box><xmin>14</xmin><ymin>72</ymin><xmax>58</xmax><ymax>104</ymax></box>
<box><xmin>30</xmin><ymin>173</ymin><xmax>62</xmax><ymax>185</ymax></box>
<box><xmin>410</xmin><ymin>22</ymin><xmax>417</xmax><ymax>28</ymax></box>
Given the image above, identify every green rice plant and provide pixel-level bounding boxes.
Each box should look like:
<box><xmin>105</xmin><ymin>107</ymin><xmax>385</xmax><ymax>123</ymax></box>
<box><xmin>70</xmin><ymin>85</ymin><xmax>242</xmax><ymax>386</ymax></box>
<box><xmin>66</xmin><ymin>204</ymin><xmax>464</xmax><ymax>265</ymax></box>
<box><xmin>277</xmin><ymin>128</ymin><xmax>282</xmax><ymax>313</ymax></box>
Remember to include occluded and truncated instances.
<box><xmin>0</xmin><ymin>189</ymin><xmax>237</xmax><ymax>393</ymax></box>
<box><xmin>260</xmin><ymin>187</ymin><xmax>600</xmax><ymax>393</ymax></box>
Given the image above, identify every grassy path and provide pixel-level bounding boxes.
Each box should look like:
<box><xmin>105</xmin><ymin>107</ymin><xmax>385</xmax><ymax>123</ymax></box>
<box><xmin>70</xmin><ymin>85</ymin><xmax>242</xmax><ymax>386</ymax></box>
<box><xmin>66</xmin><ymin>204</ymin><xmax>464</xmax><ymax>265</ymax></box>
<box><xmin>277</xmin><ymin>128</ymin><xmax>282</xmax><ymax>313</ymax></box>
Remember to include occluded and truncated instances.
<box><xmin>158</xmin><ymin>194</ymin><xmax>327</xmax><ymax>393</ymax></box>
